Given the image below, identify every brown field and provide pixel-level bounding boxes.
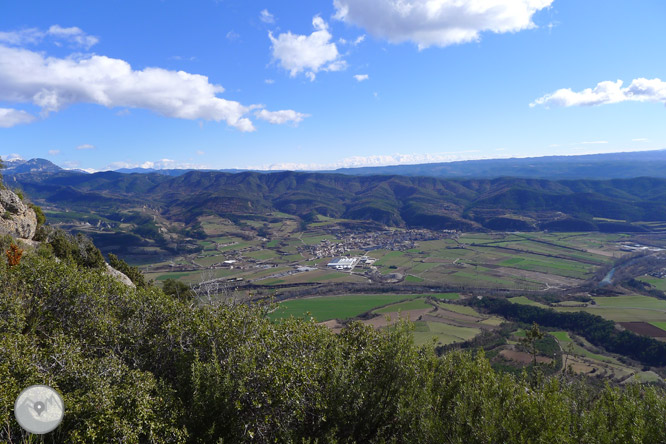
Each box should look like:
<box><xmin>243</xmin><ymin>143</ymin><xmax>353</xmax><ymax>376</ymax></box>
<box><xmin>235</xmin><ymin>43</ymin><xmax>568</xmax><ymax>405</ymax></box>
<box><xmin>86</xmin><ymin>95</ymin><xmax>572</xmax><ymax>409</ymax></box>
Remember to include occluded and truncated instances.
<box><xmin>499</xmin><ymin>348</ymin><xmax>553</xmax><ymax>365</ymax></box>
<box><xmin>362</xmin><ymin>308</ymin><xmax>434</xmax><ymax>328</ymax></box>
<box><xmin>319</xmin><ymin>319</ymin><xmax>344</xmax><ymax>334</ymax></box>
<box><xmin>619</xmin><ymin>322</ymin><xmax>666</xmax><ymax>338</ymax></box>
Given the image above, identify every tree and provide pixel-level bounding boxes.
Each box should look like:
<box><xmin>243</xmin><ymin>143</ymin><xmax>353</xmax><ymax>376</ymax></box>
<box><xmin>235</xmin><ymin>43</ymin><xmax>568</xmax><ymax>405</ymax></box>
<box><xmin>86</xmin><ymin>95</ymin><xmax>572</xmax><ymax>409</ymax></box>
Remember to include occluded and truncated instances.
<box><xmin>108</xmin><ymin>253</ymin><xmax>147</xmax><ymax>288</ymax></box>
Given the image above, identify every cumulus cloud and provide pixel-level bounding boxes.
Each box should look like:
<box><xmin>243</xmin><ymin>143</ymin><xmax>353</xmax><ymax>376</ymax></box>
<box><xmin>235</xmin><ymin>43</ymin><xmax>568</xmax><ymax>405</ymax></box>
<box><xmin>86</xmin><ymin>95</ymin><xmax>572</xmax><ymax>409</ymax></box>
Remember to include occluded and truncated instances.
<box><xmin>531</xmin><ymin>78</ymin><xmax>666</xmax><ymax>108</ymax></box>
<box><xmin>354</xmin><ymin>74</ymin><xmax>369</xmax><ymax>82</ymax></box>
<box><xmin>260</xmin><ymin>9</ymin><xmax>275</xmax><ymax>24</ymax></box>
<box><xmin>0</xmin><ymin>108</ymin><xmax>36</xmax><ymax>128</ymax></box>
<box><xmin>255</xmin><ymin>109</ymin><xmax>309</xmax><ymax>125</ymax></box>
<box><xmin>48</xmin><ymin>149</ymin><xmax>60</xmax><ymax>155</ymax></box>
<box><xmin>76</xmin><ymin>144</ymin><xmax>95</xmax><ymax>150</ymax></box>
<box><xmin>0</xmin><ymin>25</ymin><xmax>98</xmax><ymax>48</ymax></box>
<box><xmin>269</xmin><ymin>16</ymin><xmax>345</xmax><ymax>81</ymax></box>
<box><xmin>0</xmin><ymin>42</ymin><xmax>304</xmax><ymax>131</ymax></box>
<box><xmin>333</xmin><ymin>0</ymin><xmax>553</xmax><ymax>49</ymax></box>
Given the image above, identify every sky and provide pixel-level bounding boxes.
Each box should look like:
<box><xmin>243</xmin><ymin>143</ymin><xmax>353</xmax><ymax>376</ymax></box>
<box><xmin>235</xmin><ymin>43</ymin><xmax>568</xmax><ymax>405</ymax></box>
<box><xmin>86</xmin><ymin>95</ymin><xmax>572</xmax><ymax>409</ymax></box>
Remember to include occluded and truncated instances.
<box><xmin>1</xmin><ymin>0</ymin><xmax>665</xmax><ymax>172</ymax></box>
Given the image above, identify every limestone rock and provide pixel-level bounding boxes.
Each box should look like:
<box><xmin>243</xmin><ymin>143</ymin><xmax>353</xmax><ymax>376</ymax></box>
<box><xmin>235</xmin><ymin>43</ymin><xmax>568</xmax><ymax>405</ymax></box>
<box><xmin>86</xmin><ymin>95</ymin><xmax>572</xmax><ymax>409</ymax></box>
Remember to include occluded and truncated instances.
<box><xmin>105</xmin><ymin>263</ymin><xmax>136</xmax><ymax>288</ymax></box>
<box><xmin>0</xmin><ymin>189</ymin><xmax>37</xmax><ymax>239</ymax></box>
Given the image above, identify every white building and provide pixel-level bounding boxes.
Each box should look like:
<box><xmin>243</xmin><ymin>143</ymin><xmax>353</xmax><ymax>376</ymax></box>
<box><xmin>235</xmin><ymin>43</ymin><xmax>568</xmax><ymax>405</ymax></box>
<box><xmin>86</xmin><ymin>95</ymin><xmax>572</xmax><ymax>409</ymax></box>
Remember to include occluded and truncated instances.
<box><xmin>327</xmin><ymin>257</ymin><xmax>359</xmax><ymax>270</ymax></box>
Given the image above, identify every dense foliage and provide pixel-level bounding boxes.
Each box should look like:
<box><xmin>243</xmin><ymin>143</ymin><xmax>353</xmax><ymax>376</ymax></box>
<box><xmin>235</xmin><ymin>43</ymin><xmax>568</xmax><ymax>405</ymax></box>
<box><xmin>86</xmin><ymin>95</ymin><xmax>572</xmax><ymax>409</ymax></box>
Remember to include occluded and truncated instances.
<box><xmin>107</xmin><ymin>253</ymin><xmax>148</xmax><ymax>288</ymax></box>
<box><xmin>1</xmin><ymin>250</ymin><xmax>666</xmax><ymax>443</ymax></box>
<box><xmin>34</xmin><ymin>227</ymin><xmax>106</xmax><ymax>270</ymax></box>
<box><xmin>479</xmin><ymin>297</ymin><xmax>666</xmax><ymax>367</ymax></box>
<box><xmin>14</xmin><ymin>169</ymin><xmax>666</xmax><ymax>231</ymax></box>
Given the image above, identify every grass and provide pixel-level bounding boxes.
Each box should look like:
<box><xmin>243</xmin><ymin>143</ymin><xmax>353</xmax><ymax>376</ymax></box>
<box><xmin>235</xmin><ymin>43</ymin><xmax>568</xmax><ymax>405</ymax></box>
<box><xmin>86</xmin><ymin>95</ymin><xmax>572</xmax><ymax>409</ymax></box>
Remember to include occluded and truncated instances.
<box><xmin>551</xmin><ymin>331</ymin><xmax>623</xmax><ymax>365</ymax></box>
<box><xmin>374</xmin><ymin>299</ymin><xmax>431</xmax><ymax>314</ymax></box>
<box><xmin>509</xmin><ymin>296</ymin><xmax>549</xmax><ymax>307</ymax></box>
<box><xmin>245</xmin><ymin>249</ymin><xmax>278</xmax><ymax>260</ymax></box>
<box><xmin>498</xmin><ymin>256</ymin><xmax>590</xmax><ymax>279</ymax></box>
<box><xmin>154</xmin><ymin>271</ymin><xmax>197</xmax><ymax>281</ymax></box>
<box><xmin>556</xmin><ymin>306</ymin><xmax>666</xmax><ymax>323</ymax></box>
<box><xmin>271</xmin><ymin>294</ymin><xmax>422</xmax><ymax>322</ymax></box>
<box><xmin>270</xmin><ymin>293</ymin><xmax>459</xmax><ymax>322</ymax></box>
<box><xmin>411</xmin><ymin>322</ymin><xmax>481</xmax><ymax>346</ymax></box>
<box><xmin>591</xmin><ymin>295</ymin><xmax>666</xmax><ymax>311</ymax></box>
<box><xmin>637</xmin><ymin>276</ymin><xmax>666</xmax><ymax>292</ymax></box>
<box><xmin>517</xmin><ymin>295</ymin><xmax>666</xmax><ymax>323</ymax></box>
<box><xmin>650</xmin><ymin>322</ymin><xmax>666</xmax><ymax>332</ymax></box>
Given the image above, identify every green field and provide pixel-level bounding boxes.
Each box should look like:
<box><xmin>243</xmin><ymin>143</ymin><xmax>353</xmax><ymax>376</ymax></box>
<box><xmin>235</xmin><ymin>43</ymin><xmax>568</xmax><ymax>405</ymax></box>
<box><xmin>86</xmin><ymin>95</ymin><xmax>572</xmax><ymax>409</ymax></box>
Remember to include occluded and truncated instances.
<box><xmin>374</xmin><ymin>299</ymin><xmax>431</xmax><ymax>314</ymax></box>
<box><xmin>638</xmin><ymin>276</ymin><xmax>666</xmax><ymax>291</ymax></box>
<box><xmin>411</xmin><ymin>321</ymin><xmax>481</xmax><ymax>346</ymax></box>
<box><xmin>650</xmin><ymin>321</ymin><xmax>666</xmax><ymax>332</ymax></box>
<box><xmin>591</xmin><ymin>295</ymin><xmax>666</xmax><ymax>311</ymax></box>
<box><xmin>550</xmin><ymin>331</ymin><xmax>619</xmax><ymax>364</ymax></box>
<box><xmin>270</xmin><ymin>293</ymin><xmax>459</xmax><ymax>322</ymax></box>
<box><xmin>510</xmin><ymin>295</ymin><xmax>666</xmax><ymax>323</ymax></box>
<box><xmin>509</xmin><ymin>296</ymin><xmax>549</xmax><ymax>307</ymax></box>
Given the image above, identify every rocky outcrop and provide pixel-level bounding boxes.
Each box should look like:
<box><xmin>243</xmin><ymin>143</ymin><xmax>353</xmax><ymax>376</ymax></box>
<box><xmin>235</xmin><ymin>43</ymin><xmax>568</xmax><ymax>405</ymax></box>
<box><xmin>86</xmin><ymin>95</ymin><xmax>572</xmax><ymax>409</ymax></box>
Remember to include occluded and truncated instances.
<box><xmin>105</xmin><ymin>263</ymin><xmax>136</xmax><ymax>288</ymax></box>
<box><xmin>0</xmin><ymin>189</ymin><xmax>37</xmax><ymax>239</ymax></box>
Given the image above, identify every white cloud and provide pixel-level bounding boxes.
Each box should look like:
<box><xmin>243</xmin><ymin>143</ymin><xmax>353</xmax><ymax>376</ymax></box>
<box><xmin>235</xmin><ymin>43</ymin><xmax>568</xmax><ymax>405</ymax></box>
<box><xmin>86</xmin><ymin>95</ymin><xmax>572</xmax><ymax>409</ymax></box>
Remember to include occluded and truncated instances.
<box><xmin>103</xmin><ymin>159</ymin><xmax>210</xmax><ymax>171</ymax></box>
<box><xmin>0</xmin><ymin>108</ymin><xmax>36</xmax><ymax>128</ymax></box>
<box><xmin>226</xmin><ymin>31</ymin><xmax>240</xmax><ymax>41</ymax></box>
<box><xmin>0</xmin><ymin>25</ymin><xmax>98</xmax><ymax>49</ymax></box>
<box><xmin>531</xmin><ymin>78</ymin><xmax>666</xmax><ymax>108</ymax></box>
<box><xmin>269</xmin><ymin>16</ymin><xmax>345</xmax><ymax>81</ymax></box>
<box><xmin>48</xmin><ymin>149</ymin><xmax>60</xmax><ymax>155</ymax></box>
<box><xmin>260</xmin><ymin>9</ymin><xmax>275</xmax><ymax>24</ymax></box>
<box><xmin>47</xmin><ymin>25</ymin><xmax>99</xmax><ymax>49</ymax></box>
<box><xmin>339</xmin><ymin>35</ymin><xmax>366</xmax><ymax>46</ymax></box>
<box><xmin>333</xmin><ymin>0</ymin><xmax>553</xmax><ymax>49</ymax></box>
<box><xmin>353</xmin><ymin>35</ymin><xmax>366</xmax><ymax>45</ymax></box>
<box><xmin>354</xmin><ymin>74</ymin><xmax>369</xmax><ymax>82</ymax></box>
<box><xmin>2</xmin><ymin>153</ymin><xmax>24</xmax><ymax>161</ymax></box>
<box><xmin>196</xmin><ymin>150</ymin><xmax>205</xmax><ymax>155</ymax></box>
<box><xmin>249</xmin><ymin>151</ymin><xmax>483</xmax><ymax>170</ymax></box>
<box><xmin>76</xmin><ymin>144</ymin><xmax>95</xmax><ymax>150</ymax></box>
<box><xmin>255</xmin><ymin>109</ymin><xmax>309</xmax><ymax>125</ymax></box>
<box><xmin>0</xmin><ymin>43</ymin><xmax>304</xmax><ymax>131</ymax></box>
<box><xmin>264</xmin><ymin>79</ymin><xmax>275</xmax><ymax>84</ymax></box>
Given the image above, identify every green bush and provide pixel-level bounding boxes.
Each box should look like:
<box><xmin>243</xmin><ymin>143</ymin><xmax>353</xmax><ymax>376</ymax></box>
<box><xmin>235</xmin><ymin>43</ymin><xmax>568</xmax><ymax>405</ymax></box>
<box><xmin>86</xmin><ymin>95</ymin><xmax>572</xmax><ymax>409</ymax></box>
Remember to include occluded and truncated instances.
<box><xmin>29</xmin><ymin>203</ymin><xmax>46</xmax><ymax>227</ymax></box>
<box><xmin>108</xmin><ymin>253</ymin><xmax>147</xmax><ymax>288</ymax></box>
<box><xmin>1</xmin><ymin>250</ymin><xmax>665</xmax><ymax>442</ymax></box>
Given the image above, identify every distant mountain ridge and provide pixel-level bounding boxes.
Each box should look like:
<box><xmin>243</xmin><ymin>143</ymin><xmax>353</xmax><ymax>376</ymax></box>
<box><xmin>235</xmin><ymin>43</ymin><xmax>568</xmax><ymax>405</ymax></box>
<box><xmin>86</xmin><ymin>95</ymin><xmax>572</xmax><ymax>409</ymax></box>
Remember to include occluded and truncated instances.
<box><xmin>4</xmin><ymin>149</ymin><xmax>666</xmax><ymax>180</ymax></box>
<box><xmin>10</xmin><ymin>168</ymin><xmax>666</xmax><ymax>233</ymax></box>
<box><xmin>327</xmin><ymin>150</ymin><xmax>666</xmax><ymax>179</ymax></box>
<box><xmin>2</xmin><ymin>158</ymin><xmax>63</xmax><ymax>175</ymax></box>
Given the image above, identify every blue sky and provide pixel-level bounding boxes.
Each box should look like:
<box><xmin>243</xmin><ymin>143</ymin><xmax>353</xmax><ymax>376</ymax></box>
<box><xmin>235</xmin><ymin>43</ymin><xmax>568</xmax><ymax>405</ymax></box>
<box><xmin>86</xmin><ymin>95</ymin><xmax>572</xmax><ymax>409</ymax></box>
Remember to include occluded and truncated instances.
<box><xmin>1</xmin><ymin>0</ymin><xmax>665</xmax><ymax>172</ymax></box>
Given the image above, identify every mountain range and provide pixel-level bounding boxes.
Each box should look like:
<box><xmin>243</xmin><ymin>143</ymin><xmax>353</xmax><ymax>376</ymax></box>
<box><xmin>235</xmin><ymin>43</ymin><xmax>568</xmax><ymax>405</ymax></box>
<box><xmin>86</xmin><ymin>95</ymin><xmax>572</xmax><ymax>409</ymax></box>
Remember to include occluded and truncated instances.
<box><xmin>6</xmin><ymin>167</ymin><xmax>666</xmax><ymax>233</ymax></box>
<box><xmin>3</xmin><ymin>148</ymin><xmax>666</xmax><ymax>180</ymax></box>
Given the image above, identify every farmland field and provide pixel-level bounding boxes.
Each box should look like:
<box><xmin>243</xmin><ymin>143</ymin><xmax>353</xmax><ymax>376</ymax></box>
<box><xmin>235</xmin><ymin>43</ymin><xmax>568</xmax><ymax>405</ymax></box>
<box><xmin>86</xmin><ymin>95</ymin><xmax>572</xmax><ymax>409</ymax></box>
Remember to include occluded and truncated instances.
<box><xmin>411</xmin><ymin>321</ymin><xmax>481</xmax><ymax>346</ymax></box>
<box><xmin>269</xmin><ymin>293</ymin><xmax>458</xmax><ymax>322</ymax></box>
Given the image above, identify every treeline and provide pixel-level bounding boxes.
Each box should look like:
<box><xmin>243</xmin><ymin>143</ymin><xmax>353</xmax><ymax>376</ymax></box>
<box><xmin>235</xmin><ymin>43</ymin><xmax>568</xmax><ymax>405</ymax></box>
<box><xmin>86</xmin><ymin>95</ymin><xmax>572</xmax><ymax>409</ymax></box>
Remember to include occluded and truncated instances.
<box><xmin>478</xmin><ymin>297</ymin><xmax>666</xmax><ymax>367</ymax></box>
<box><xmin>1</xmin><ymin>248</ymin><xmax>666</xmax><ymax>442</ymax></box>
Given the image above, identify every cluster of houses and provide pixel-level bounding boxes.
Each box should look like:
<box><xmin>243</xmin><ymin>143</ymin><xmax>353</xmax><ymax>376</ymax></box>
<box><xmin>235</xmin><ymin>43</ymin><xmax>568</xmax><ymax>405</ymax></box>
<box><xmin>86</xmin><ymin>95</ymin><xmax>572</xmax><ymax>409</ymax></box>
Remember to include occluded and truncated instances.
<box><xmin>302</xmin><ymin>228</ymin><xmax>457</xmax><ymax>259</ymax></box>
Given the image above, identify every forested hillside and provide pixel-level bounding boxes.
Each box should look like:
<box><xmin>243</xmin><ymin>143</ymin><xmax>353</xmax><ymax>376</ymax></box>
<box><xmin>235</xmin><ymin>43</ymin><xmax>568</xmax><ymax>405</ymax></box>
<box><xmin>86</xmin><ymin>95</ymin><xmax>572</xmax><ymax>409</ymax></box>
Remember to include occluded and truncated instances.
<box><xmin>11</xmin><ymin>169</ymin><xmax>666</xmax><ymax>233</ymax></box>
<box><xmin>1</xmin><ymin>237</ymin><xmax>666</xmax><ymax>443</ymax></box>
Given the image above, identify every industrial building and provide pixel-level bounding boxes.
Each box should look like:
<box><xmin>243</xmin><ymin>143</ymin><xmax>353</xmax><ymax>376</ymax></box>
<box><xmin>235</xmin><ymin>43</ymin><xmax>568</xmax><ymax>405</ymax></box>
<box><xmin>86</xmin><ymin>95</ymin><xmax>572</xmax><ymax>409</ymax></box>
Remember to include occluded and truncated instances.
<box><xmin>326</xmin><ymin>257</ymin><xmax>359</xmax><ymax>270</ymax></box>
